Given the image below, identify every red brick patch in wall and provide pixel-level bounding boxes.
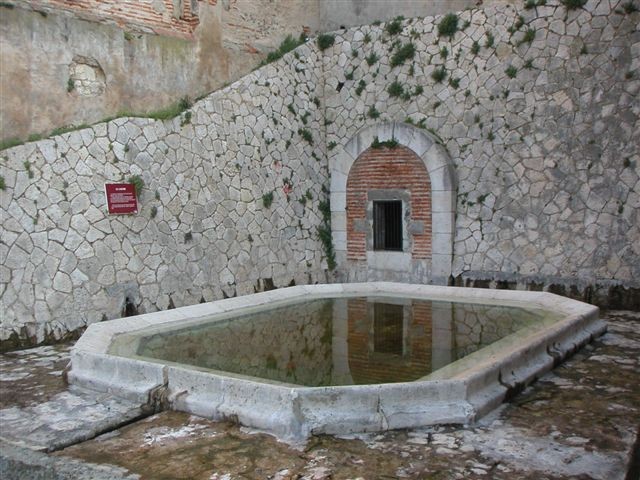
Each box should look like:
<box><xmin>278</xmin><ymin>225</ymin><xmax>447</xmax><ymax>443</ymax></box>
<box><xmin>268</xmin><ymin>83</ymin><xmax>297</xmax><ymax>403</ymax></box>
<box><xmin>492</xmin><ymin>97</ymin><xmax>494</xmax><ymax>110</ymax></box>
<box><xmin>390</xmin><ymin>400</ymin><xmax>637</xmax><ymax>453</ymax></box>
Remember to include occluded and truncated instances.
<box><xmin>346</xmin><ymin>145</ymin><xmax>432</xmax><ymax>260</ymax></box>
<box><xmin>18</xmin><ymin>0</ymin><xmax>218</xmax><ymax>39</ymax></box>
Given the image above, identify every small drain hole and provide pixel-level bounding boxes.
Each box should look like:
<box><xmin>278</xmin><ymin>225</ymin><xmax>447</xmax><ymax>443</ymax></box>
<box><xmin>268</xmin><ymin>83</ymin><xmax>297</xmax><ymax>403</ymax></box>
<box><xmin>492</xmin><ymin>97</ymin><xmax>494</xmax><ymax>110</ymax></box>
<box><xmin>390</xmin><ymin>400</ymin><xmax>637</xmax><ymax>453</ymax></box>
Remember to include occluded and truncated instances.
<box><xmin>123</xmin><ymin>296</ymin><xmax>138</xmax><ymax>317</ymax></box>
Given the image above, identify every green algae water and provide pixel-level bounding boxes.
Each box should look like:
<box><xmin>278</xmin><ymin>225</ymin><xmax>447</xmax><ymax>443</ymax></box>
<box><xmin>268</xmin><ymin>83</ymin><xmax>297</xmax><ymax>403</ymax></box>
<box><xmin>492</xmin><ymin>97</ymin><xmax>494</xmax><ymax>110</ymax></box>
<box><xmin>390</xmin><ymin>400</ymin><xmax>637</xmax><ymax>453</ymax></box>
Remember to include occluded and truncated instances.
<box><xmin>130</xmin><ymin>297</ymin><xmax>557</xmax><ymax>387</ymax></box>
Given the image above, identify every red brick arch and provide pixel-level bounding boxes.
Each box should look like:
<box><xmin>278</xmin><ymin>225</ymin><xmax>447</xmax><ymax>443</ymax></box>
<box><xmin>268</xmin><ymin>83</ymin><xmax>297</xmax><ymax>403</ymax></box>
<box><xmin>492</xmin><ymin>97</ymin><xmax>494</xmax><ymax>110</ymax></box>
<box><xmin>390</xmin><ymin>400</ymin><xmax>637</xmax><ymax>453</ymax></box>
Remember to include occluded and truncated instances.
<box><xmin>346</xmin><ymin>145</ymin><xmax>432</xmax><ymax>261</ymax></box>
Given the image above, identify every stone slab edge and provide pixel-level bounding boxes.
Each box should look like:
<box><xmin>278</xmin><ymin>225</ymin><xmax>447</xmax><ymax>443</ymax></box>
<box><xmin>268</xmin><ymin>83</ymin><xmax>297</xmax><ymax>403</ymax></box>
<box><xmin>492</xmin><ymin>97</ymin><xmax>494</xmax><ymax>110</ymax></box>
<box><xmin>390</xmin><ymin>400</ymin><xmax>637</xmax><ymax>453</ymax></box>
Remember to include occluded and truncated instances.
<box><xmin>0</xmin><ymin>439</ymin><xmax>139</xmax><ymax>480</ymax></box>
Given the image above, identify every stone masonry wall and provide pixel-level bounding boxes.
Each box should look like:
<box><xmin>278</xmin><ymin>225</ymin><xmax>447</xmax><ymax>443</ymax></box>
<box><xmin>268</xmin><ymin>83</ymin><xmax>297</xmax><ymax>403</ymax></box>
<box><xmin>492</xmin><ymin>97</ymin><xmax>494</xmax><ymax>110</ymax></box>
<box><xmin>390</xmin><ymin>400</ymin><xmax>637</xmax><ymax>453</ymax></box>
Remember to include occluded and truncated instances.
<box><xmin>0</xmin><ymin>41</ymin><xmax>329</xmax><ymax>347</ymax></box>
<box><xmin>1</xmin><ymin>0</ymin><xmax>639</xmax><ymax>347</ymax></box>
<box><xmin>2</xmin><ymin>0</ymin><xmax>505</xmax><ymax>144</ymax></box>
<box><xmin>0</xmin><ymin>1</ymin><xmax>321</xmax><ymax>142</ymax></box>
<box><xmin>321</xmin><ymin>0</ymin><xmax>639</xmax><ymax>296</ymax></box>
<box><xmin>14</xmin><ymin>0</ymin><xmax>217</xmax><ymax>39</ymax></box>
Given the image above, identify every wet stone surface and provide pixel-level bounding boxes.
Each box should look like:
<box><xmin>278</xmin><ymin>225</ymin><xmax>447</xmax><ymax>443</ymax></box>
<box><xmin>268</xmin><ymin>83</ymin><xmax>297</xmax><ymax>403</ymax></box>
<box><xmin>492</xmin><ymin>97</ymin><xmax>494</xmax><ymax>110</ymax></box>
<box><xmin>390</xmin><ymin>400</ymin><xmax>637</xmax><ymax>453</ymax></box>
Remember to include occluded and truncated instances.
<box><xmin>1</xmin><ymin>311</ymin><xmax>638</xmax><ymax>479</ymax></box>
<box><xmin>0</xmin><ymin>344</ymin><xmax>71</xmax><ymax>409</ymax></box>
<box><xmin>0</xmin><ymin>344</ymin><xmax>144</xmax><ymax>452</ymax></box>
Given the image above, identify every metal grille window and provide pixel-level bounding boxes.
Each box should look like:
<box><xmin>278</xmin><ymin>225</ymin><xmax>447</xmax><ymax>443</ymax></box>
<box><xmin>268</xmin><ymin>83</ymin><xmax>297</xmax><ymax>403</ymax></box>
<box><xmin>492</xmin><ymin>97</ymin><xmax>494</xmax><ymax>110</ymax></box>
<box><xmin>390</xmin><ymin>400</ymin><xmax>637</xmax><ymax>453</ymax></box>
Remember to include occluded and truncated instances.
<box><xmin>373</xmin><ymin>303</ymin><xmax>404</xmax><ymax>355</ymax></box>
<box><xmin>373</xmin><ymin>200</ymin><xmax>402</xmax><ymax>251</ymax></box>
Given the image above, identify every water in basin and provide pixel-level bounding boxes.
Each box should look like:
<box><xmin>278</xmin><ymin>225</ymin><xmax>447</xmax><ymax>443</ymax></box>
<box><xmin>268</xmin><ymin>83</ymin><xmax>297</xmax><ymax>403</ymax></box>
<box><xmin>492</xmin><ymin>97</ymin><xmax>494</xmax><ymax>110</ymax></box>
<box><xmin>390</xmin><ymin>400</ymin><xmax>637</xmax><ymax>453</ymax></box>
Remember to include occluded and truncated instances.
<box><xmin>133</xmin><ymin>297</ymin><xmax>558</xmax><ymax>387</ymax></box>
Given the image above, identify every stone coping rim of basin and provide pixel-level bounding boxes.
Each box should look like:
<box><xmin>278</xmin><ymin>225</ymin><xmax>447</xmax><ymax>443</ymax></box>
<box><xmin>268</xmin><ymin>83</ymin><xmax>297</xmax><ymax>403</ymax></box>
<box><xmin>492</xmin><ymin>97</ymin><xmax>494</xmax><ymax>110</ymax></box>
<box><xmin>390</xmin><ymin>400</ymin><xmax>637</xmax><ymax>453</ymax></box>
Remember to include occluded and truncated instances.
<box><xmin>73</xmin><ymin>282</ymin><xmax>593</xmax><ymax>353</ymax></box>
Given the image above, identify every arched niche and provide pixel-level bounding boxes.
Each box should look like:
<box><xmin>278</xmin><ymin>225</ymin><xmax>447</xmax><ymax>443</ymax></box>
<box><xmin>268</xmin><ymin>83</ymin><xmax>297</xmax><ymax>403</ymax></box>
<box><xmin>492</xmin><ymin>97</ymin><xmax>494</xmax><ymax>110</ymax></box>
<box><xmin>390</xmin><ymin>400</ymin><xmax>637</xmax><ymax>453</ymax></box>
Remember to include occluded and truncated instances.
<box><xmin>329</xmin><ymin>122</ymin><xmax>456</xmax><ymax>285</ymax></box>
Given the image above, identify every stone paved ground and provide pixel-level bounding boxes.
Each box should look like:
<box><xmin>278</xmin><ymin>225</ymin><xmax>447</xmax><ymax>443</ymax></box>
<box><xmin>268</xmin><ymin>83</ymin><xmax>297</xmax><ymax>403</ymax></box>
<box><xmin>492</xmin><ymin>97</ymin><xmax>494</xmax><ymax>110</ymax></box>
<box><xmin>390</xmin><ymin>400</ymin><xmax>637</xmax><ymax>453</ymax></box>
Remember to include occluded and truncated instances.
<box><xmin>1</xmin><ymin>311</ymin><xmax>638</xmax><ymax>479</ymax></box>
<box><xmin>0</xmin><ymin>344</ymin><xmax>145</xmax><ymax>452</ymax></box>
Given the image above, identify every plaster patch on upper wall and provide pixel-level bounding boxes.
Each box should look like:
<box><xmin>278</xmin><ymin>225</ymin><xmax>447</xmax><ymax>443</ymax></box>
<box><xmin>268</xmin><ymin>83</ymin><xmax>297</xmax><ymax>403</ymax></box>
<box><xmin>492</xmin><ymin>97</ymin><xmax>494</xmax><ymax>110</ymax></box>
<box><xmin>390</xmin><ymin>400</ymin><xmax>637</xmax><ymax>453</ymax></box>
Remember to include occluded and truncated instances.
<box><xmin>68</xmin><ymin>55</ymin><xmax>106</xmax><ymax>97</ymax></box>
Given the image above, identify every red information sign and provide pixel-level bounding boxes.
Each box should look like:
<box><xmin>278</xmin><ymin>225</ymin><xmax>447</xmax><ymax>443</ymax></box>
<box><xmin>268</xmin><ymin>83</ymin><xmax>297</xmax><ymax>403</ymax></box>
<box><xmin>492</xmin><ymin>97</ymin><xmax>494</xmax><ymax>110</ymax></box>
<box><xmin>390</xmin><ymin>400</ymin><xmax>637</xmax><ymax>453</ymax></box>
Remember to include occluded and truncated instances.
<box><xmin>105</xmin><ymin>183</ymin><xmax>138</xmax><ymax>215</ymax></box>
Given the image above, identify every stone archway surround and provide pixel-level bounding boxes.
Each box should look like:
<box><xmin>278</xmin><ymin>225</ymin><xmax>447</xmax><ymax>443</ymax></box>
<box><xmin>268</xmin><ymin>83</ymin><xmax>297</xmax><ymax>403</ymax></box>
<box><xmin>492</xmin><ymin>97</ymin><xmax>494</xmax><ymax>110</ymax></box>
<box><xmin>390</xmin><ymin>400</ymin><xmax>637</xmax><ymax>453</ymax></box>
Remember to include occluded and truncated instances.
<box><xmin>330</xmin><ymin>122</ymin><xmax>456</xmax><ymax>285</ymax></box>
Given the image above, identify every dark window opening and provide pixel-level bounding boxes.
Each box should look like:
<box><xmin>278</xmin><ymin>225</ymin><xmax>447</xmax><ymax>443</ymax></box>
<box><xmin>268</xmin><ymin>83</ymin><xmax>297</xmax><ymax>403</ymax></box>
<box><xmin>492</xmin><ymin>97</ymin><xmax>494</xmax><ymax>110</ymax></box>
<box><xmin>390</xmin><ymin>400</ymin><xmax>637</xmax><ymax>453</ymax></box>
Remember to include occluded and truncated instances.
<box><xmin>373</xmin><ymin>303</ymin><xmax>404</xmax><ymax>355</ymax></box>
<box><xmin>373</xmin><ymin>200</ymin><xmax>402</xmax><ymax>251</ymax></box>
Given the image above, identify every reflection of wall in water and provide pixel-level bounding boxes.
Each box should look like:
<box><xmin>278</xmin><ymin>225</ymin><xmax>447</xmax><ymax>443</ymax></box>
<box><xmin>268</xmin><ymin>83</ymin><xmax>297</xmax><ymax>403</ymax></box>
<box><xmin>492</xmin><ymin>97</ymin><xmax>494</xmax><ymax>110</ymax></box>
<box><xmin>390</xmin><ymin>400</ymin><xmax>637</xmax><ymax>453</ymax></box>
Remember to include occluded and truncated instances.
<box><xmin>451</xmin><ymin>304</ymin><xmax>539</xmax><ymax>358</ymax></box>
<box><xmin>138</xmin><ymin>300</ymin><xmax>334</xmax><ymax>386</ymax></box>
<box><xmin>346</xmin><ymin>298</ymin><xmax>432</xmax><ymax>384</ymax></box>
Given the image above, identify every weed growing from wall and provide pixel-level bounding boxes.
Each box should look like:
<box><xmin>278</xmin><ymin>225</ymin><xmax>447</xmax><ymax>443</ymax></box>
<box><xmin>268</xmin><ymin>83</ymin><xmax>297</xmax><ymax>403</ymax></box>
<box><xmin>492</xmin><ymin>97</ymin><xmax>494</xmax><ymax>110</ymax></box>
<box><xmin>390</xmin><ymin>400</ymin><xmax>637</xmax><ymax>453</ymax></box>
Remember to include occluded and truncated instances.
<box><xmin>23</xmin><ymin>161</ymin><xmax>34</xmax><ymax>179</ymax></box>
<box><xmin>431</xmin><ymin>67</ymin><xmax>447</xmax><ymax>83</ymax></box>
<box><xmin>0</xmin><ymin>138</ymin><xmax>22</xmax><ymax>151</ymax></box>
<box><xmin>561</xmin><ymin>0</ymin><xmax>587</xmax><ymax>9</ymax></box>
<box><xmin>371</xmin><ymin>136</ymin><xmax>399</xmax><ymax>149</ymax></box>
<box><xmin>317</xmin><ymin>199</ymin><xmax>336</xmax><ymax>270</ymax></box>
<box><xmin>127</xmin><ymin>175</ymin><xmax>144</xmax><ymax>195</ymax></box>
<box><xmin>385</xmin><ymin>16</ymin><xmax>404</xmax><ymax>35</ymax></box>
<box><xmin>518</xmin><ymin>28</ymin><xmax>536</xmax><ymax>46</ymax></box>
<box><xmin>437</xmin><ymin>13</ymin><xmax>459</xmax><ymax>38</ymax></box>
<box><xmin>485</xmin><ymin>32</ymin><xmax>495</xmax><ymax>48</ymax></box>
<box><xmin>525</xmin><ymin>0</ymin><xmax>547</xmax><ymax>8</ymax></box>
<box><xmin>262</xmin><ymin>191</ymin><xmax>274</xmax><ymax>208</ymax></box>
<box><xmin>261</xmin><ymin>33</ymin><xmax>306</xmax><ymax>65</ymax></box>
<box><xmin>390</xmin><ymin>42</ymin><xmax>416</xmax><ymax>67</ymax></box>
<box><xmin>298</xmin><ymin>128</ymin><xmax>313</xmax><ymax>144</ymax></box>
<box><xmin>180</xmin><ymin>111</ymin><xmax>192</xmax><ymax>126</ymax></box>
<box><xmin>387</xmin><ymin>81</ymin><xmax>406</xmax><ymax>98</ymax></box>
<box><xmin>317</xmin><ymin>34</ymin><xmax>336</xmax><ymax>51</ymax></box>
<box><xmin>623</xmin><ymin>2</ymin><xmax>638</xmax><ymax>13</ymax></box>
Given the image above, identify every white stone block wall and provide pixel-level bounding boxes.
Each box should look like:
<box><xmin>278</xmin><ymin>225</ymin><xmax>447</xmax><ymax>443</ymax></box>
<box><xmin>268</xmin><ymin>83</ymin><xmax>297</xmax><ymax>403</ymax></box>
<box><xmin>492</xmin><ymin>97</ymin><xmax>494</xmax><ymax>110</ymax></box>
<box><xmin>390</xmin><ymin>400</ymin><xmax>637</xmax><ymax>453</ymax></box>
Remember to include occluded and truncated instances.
<box><xmin>321</xmin><ymin>0</ymin><xmax>639</xmax><ymax>289</ymax></box>
<box><xmin>1</xmin><ymin>0</ymin><xmax>639</xmax><ymax>346</ymax></box>
<box><xmin>0</xmin><ymin>43</ymin><xmax>330</xmax><ymax>345</ymax></box>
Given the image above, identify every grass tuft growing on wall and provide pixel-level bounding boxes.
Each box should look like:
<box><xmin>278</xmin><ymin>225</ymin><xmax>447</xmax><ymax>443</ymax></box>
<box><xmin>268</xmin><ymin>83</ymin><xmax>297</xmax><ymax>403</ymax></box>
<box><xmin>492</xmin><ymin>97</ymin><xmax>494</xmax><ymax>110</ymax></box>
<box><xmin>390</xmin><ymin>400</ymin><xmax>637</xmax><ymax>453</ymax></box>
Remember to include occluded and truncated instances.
<box><xmin>561</xmin><ymin>0</ymin><xmax>587</xmax><ymax>9</ymax></box>
<box><xmin>371</xmin><ymin>136</ymin><xmax>399</xmax><ymax>149</ymax></box>
<box><xmin>262</xmin><ymin>34</ymin><xmax>306</xmax><ymax>65</ymax></box>
<box><xmin>317</xmin><ymin>34</ymin><xmax>335</xmax><ymax>51</ymax></box>
<box><xmin>317</xmin><ymin>199</ymin><xmax>336</xmax><ymax>270</ymax></box>
<box><xmin>385</xmin><ymin>16</ymin><xmax>405</xmax><ymax>36</ymax></box>
<box><xmin>437</xmin><ymin>13</ymin><xmax>459</xmax><ymax>38</ymax></box>
<box><xmin>127</xmin><ymin>175</ymin><xmax>144</xmax><ymax>195</ymax></box>
<box><xmin>0</xmin><ymin>138</ymin><xmax>24</xmax><ymax>151</ymax></box>
<box><xmin>366</xmin><ymin>52</ymin><xmax>379</xmax><ymax>66</ymax></box>
<box><xmin>387</xmin><ymin>81</ymin><xmax>406</xmax><ymax>98</ymax></box>
<box><xmin>390</xmin><ymin>42</ymin><xmax>416</xmax><ymax>67</ymax></box>
<box><xmin>262</xmin><ymin>191</ymin><xmax>274</xmax><ymax>208</ymax></box>
<box><xmin>431</xmin><ymin>67</ymin><xmax>447</xmax><ymax>83</ymax></box>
